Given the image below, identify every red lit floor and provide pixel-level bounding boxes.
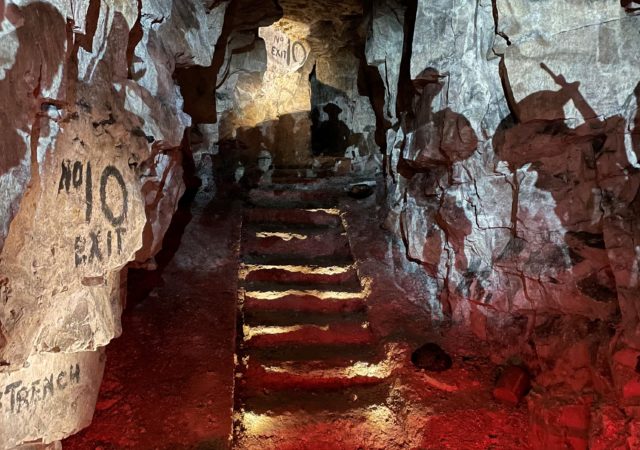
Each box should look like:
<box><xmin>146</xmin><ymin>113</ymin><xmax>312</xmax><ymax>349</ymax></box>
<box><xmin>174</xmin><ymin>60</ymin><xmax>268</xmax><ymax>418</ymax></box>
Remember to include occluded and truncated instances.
<box><xmin>64</xmin><ymin>185</ymin><xmax>530</xmax><ymax>449</ymax></box>
<box><xmin>64</xmin><ymin>194</ymin><xmax>241</xmax><ymax>449</ymax></box>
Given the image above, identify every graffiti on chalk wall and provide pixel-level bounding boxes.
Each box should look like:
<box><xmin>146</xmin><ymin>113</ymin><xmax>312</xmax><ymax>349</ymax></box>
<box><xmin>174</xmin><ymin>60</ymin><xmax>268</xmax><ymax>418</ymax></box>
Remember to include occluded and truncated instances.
<box><xmin>259</xmin><ymin>26</ymin><xmax>309</xmax><ymax>72</ymax></box>
<box><xmin>0</xmin><ymin>364</ymin><xmax>80</xmax><ymax>414</ymax></box>
<box><xmin>57</xmin><ymin>160</ymin><xmax>131</xmax><ymax>268</ymax></box>
<box><xmin>0</xmin><ymin>351</ymin><xmax>105</xmax><ymax>449</ymax></box>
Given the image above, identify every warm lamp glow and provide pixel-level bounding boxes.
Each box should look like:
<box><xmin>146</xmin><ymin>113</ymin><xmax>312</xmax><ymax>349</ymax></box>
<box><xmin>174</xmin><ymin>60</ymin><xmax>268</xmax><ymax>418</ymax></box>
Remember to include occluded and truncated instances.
<box><xmin>255</xmin><ymin>231</ymin><xmax>308</xmax><ymax>241</ymax></box>
<box><xmin>240</xmin><ymin>263</ymin><xmax>354</xmax><ymax>279</ymax></box>
<box><xmin>243</xmin><ymin>324</ymin><xmax>329</xmax><ymax>341</ymax></box>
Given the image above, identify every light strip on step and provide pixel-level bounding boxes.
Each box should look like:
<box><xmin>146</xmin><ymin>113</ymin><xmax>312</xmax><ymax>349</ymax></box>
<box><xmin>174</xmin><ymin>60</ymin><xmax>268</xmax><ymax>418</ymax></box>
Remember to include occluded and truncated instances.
<box><xmin>237</xmin><ymin>412</ymin><xmax>277</xmax><ymax>436</ymax></box>
<box><xmin>262</xmin><ymin>356</ymin><xmax>393</xmax><ymax>380</ymax></box>
<box><xmin>306</xmin><ymin>208</ymin><xmax>341</xmax><ymax>215</ymax></box>
<box><xmin>243</xmin><ymin>289</ymin><xmax>366</xmax><ymax>300</ymax></box>
<box><xmin>241</xmin><ymin>276</ymin><xmax>372</xmax><ymax>300</ymax></box>
<box><xmin>240</xmin><ymin>264</ymin><xmax>354</xmax><ymax>277</ymax></box>
<box><xmin>255</xmin><ymin>231</ymin><xmax>308</xmax><ymax>241</ymax></box>
<box><xmin>243</xmin><ymin>324</ymin><xmax>330</xmax><ymax>341</ymax></box>
<box><xmin>238</xmin><ymin>406</ymin><xmax>395</xmax><ymax>437</ymax></box>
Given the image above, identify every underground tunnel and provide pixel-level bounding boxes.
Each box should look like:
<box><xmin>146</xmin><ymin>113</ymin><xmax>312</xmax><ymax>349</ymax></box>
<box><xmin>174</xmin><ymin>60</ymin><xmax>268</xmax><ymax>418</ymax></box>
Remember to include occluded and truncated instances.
<box><xmin>0</xmin><ymin>0</ymin><xmax>639</xmax><ymax>448</ymax></box>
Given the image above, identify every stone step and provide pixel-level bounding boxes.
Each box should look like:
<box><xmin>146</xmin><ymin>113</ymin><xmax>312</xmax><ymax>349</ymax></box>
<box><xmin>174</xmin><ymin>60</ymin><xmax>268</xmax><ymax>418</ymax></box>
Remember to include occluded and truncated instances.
<box><xmin>241</xmin><ymin>231</ymin><xmax>351</xmax><ymax>259</ymax></box>
<box><xmin>247</xmin><ymin>198</ymin><xmax>339</xmax><ymax>210</ymax></box>
<box><xmin>242</xmin><ymin>264</ymin><xmax>359</xmax><ymax>286</ymax></box>
<box><xmin>263</xmin><ymin>175</ymin><xmax>371</xmax><ymax>191</ymax></box>
<box><xmin>242</xmin><ymin>252</ymin><xmax>353</xmax><ymax>266</ymax></box>
<box><xmin>248</xmin><ymin>189</ymin><xmax>339</xmax><ymax>209</ymax></box>
<box><xmin>272</xmin><ymin>168</ymin><xmax>316</xmax><ymax>179</ymax></box>
<box><xmin>236</xmin><ymin>383</ymin><xmax>390</xmax><ymax>416</ymax></box>
<box><xmin>243</xmin><ymin>293</ymin><xmax>367</xmax><ymax>315</ymax></box>
<box><xmin>248</xmin><ymin>343</ymin><xmax>378</xmax><ymax>363</ymax></box>
<box><xmin>239</xmin><ymin>344</ymin><xmax>389</xmax><ymax>392</ymax></box>
<box><xmin>240</xmin><ymin>356</ymin><xmax>390</xmax><ymax>393</ymax></box>
<box><xmin>242</xmin><ymin>322</ymin><xmax>374</xmax><ymax>349</ymax></box>
<box><xmin>242</xmin><ymin>309</ymin><xmax>368</xmax><ymax>328</ymax></box>
<box><xmin>243</xmin><ymin>223</ymin><xmax>347</xmax><ymax>239</ymax></box>
<box><xmin>244</xmin><ymin>222</ymin><xmax>338</xmax><ymax>233</ymax></box>
<box><xmin>241</xmin><ymin>280</ymin><xmax>363</xmax><ymax>294</ymax></box>
<box><xmin>269</xmin><ymin>176</ymin><xmax>327</xmax><ymax>186</ymax></box>
<box><xmin>246</xmin><ymin>199</ymin><xmax>337</xmax><ymax>210</ymax></box>
<box><xmin>275</xmin><ymin>159</ymin><xmax>346</xmax><ymax>171</ymax></box>
<box><xmin>242</xmin><ymin>285</ymin><xmax>365</xmax><ymax>303</ymax></box>
<box><xmin>234</xmin><ymin>400</ymin><xmax>399</xmax><ymax>450</ymax></box>
<box><xmin>244</xmin><ymin>207</ymin><xmax>342</xmax><ymax>227</ymax></box>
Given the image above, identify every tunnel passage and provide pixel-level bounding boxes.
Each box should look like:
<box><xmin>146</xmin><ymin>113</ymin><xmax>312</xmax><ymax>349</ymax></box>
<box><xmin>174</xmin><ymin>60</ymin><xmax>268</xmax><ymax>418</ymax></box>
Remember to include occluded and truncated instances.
<box><xmin>0</xmin><ymin>0</ymin><xmax>638</xmax><ymax>449</ymax></box>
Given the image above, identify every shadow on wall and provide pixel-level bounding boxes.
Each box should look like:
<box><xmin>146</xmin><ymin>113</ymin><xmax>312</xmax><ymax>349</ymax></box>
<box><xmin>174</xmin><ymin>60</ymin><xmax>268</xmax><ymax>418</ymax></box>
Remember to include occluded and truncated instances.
<box><xmin>274</xmin><ymin>113</ymin><xmax>312</xmax><ymax>164</ymax></box>
<box><xmin>310</xmin><ymin>69</ymin><xmax>365</xmax><ymax>158</ymax></box>
<box><xmin>621</xmin><ymin>0</ymin><xmax>640</xmax><ymax>13</ymax></box>
<box><xmin>397</xmin><ymin>67</ymin><xmax>478</xmax><ymax>314</ymax></box>
<box><xmin>397</xmin><ymin>64</ymin><xmax>640</xmax><ymax>319</ymax></box>
<box><xmin>311</xmin><ymin>103</ymin><xmax>352</xmax><ymax>157</ymax></box>
<box><xmin>634</xmin><ymin>82</ymin><xmax>640</xmax><ymax>157</ymax></box>
<box><xmin>214</xmin><ymin>111</ymin><xmax>310</xmax><ymax>188</ymax></box>
<box><xmin>0</xmin><ymin>2</ymin><xmax>67</xmax><ymax>251</ymax></box>
<box><xmin>492</xmin><ymin>63</ymin><xmax>628</xmax><ymax>305</ymax></box>
<box><xmin>403</xmin><ymin>67</ymin><xmax>478</xmax><ymax>170</ymax></box>
<box><xmin>0</xmin><ymin>2</ymin><xmax>66</xmax><ymax>172</ymax></box>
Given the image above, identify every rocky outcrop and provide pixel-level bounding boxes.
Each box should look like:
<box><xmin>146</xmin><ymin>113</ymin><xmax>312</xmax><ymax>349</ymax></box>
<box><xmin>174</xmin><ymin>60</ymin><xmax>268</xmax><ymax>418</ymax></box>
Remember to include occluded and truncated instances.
<box><xmin>212</xmin><ymin>0</ymin><xmax>382</xmax><ymax>174</ymax></box>
<box><xmin>222</xmin><ymin>16</ymin><xmax>315</xmax><ymax>165</ymax></box>
<box><xmin>365</xmin><ymin>0</ymin><xmax>405</xmax><ymax>125</ymax></box>
<box><xmin>0</xmin><ymin>1</ymin><xmax>227</xmax><ymax>447</ymax></box>
<box><xmin>383</xmin><ymin>0</ymin><xmax>639</xmax><ymax>341</ymax></box>
<box><xmin>377</xmin><ymin>0</ymin><xmax>640</xmax><ymax>445</ymax></box>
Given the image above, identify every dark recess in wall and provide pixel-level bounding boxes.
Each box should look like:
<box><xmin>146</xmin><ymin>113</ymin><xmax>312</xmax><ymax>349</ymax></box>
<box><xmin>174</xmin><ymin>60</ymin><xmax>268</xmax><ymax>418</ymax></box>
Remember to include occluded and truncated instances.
<box><xmin>175</xmin><ymin>0</ymin><xmax>283</xmax><ymax>123</ymax></box>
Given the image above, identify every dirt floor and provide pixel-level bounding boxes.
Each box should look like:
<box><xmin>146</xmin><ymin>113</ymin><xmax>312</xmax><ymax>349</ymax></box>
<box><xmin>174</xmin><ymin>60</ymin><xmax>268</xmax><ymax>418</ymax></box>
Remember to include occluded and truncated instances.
<box><xmin>63</xmin><ymin>182</ymin><xmax>530</xmax><ymax>450</ymax></box>
<box><xmin>338</xmin><ymin>185</ymin><xmax>531</xmax><ymax>450</ymax></box>
<box><xmin>64</xmin><ymin>192</ymin><xmax>241</xmax><ymax>450</ymax></box>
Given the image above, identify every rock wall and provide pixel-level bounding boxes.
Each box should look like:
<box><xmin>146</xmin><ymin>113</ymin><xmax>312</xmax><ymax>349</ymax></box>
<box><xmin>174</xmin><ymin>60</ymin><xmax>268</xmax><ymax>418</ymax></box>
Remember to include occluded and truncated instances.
<box><xmin>219</xmin><ymin>17</ymin><xmax>314</xmax><ymax>166</ymax></box>
<box><xmin>311</xmin><ymin>49</ymin><xmax>381</xmax><ymax>175</ymax></box>
<box><xmin>212</xmin><ymin>0</ymin><xmax>382</xmax><ymax>175</ymax></box>
<box><xmin>382</xmin><ymin>0</ymin><xmax>640</xmax><ymax>341</ymax></box>
<box><xmin>0</xmin><ymin>1</ymin><xmax>227</xmax><ymax>447</ymax></box>
<box><xmin>376</xmin><ymin>0</ymin><xmax>640</xmax><ymax>445</ymax></box>
<box><xmin>365</xmin><ymin>0</ymin><xmax>405</xmax><ymax>125</ymax></box>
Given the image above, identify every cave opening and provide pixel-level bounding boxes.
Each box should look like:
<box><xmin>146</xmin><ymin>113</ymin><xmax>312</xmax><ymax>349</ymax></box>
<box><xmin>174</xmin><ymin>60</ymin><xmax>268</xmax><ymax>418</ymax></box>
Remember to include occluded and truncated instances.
<box><xmin>0</xmin><ymin>0</ymin><xmax>639</xmax><ymax>449</ymax></box>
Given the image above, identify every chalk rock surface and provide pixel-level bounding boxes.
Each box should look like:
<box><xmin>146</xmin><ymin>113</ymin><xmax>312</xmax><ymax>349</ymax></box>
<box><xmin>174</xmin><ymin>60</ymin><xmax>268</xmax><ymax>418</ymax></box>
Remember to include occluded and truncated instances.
<box><xmin>214</xmin><ymin>0</ymin><xmax>381</xmax><ymax>172</ymax></box>
<box><xmin>0</xmin><ymin>350</ymin><xmax>105</xmax><ymax>449</ymax></box>
<box><xmin>376</xmin><ymin>1</ymin><xmax>640</xmax><ymax>445</ymax></box>
<box><xmin>383</xmin><ymin>0</ymin><xmax>640</xmax><ymax>339</ymax></box>
<box><xmin>0</xmin><ymin>1</ymin><xmax>228</xmax><ymax>447</ymax></box>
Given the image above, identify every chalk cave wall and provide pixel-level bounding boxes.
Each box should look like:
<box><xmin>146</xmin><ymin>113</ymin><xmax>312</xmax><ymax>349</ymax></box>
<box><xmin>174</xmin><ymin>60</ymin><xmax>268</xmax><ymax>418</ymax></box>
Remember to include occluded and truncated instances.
<box><xmin>0</xmin><ymin>0</ymin><xmax>227</xmax><ymax>447</ymax></box>
<box><xmin>217</xmin><ymin>16</ymin><xmax>316</xmax><ymax>167</ymax></box>
<box><xmin>373</xmin><ymin>0</ymin><xmax>640</xmax><ymax>444</ymax></box>
<box><xmin>191</xmin><ymin>0</ymin><xmax>382</xmax><ymax>176</ymax></box>
<box><xmin>1</xmin><ymin>0</ymin><xmax>640</xmax><ymax>447</ymax></box>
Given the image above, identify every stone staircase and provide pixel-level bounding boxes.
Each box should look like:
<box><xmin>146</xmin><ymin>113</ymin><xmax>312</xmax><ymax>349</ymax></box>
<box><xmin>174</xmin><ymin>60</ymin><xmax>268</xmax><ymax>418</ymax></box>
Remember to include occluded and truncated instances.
<box><xmin>233</xmin><ymin>180</ymin><xmax>395</xmax><ymax>449</ymax></box>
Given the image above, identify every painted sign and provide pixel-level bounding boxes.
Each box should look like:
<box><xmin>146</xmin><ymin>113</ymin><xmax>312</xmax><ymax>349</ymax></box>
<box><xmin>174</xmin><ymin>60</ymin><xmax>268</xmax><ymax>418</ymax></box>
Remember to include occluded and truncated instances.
<box><xmin>0</xmin><ymin>350</ymin><xmax>105</xmax><ymax>449</ymax></box>
<box><xmin>57</xmin><ymin>160</ymin><xmax>132</xmax><ymax>269</ymax></box>
<box><xmin>259</xmin><ymin>26</ymin><xmax>309</xmax><ymax>73</ymax></box>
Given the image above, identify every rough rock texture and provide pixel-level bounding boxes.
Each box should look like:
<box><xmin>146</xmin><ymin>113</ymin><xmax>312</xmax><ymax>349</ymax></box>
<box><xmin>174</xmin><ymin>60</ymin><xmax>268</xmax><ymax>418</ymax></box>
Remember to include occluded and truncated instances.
<box><xmin>383</xmin><ymin>0</ymin><xmax>640</xmax><ymax>343</ymax></box>
<box><xmin>2</xmin><ymin>0</ymin><xmax>639</xmax><ymax>447</ymax></box>
<box><xmin>376</xmin><ymin>0</ymin><xmax>640</xmax><ymax>446</ymax></box>
<box><xmin>0</xmin><ymin>1</ymin><xmax>227</xmax><ymax>447</ymax></box>
<box><xmin>0</xmin><ymin>350</ymin><xmax>105</xmax><ymax>448</ymax></box>
<box><xmin>212</xmin><ymin>0</ymin><xmax>382</xmax><ymax>174</ymax></box>
<box><xmin>365</xmin><ymin>0</ymin><xmax>405</xmax><ymax>124</ymax></box>
<box><xmin>221</xmin><ymin>16</ymin><xmax>315</xmax><ymax>165</ymax></box>
<box><xmin>312</xmin><ymin>48</ymin><xmax>382</xmax><ymax>174</ymax></box>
